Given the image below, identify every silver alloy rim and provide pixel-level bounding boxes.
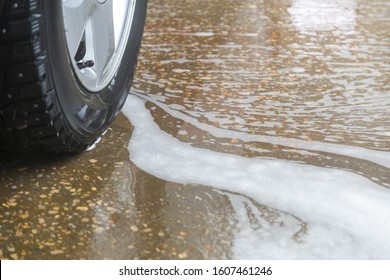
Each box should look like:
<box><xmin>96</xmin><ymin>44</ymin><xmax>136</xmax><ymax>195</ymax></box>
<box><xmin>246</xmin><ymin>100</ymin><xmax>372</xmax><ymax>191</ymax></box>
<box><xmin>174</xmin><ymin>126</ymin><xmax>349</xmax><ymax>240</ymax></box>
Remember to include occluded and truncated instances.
<box><xmin>62</xmin><ymin>0</ymin><xmax>136</xmax><ymax>92</ymax></box>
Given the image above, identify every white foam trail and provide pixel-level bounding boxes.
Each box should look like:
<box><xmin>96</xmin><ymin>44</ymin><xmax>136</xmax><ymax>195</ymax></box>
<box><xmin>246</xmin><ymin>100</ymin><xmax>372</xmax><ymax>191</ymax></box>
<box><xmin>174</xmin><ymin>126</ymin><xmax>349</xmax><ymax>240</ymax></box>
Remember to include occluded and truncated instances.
<box><xmin>122</xmin><ymin>95</ymin><xmax>390</xmax><ymax>259</ymax></box>
<box><xmin>136</xmin><ymin>92</ymin><xmax>390</xmax><ymax>168</ymax></box>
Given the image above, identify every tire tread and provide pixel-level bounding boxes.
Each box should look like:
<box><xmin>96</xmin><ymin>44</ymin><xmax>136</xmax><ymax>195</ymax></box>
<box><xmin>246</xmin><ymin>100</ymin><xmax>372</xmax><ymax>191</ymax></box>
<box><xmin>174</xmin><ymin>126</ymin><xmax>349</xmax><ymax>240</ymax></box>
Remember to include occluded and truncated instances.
<box><xmin>0</xmin><ymin>0</ymin><xmax>85</xmax><ymax>151</ymax></box>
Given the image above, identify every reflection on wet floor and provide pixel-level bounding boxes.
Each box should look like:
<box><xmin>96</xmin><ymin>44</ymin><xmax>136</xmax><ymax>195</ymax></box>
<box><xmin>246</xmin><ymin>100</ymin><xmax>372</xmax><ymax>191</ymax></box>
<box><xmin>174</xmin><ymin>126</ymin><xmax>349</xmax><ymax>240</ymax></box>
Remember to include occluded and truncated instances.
<box><xmin>1</xmin><ymin>0</ymin><xmax>390</xmax><ymax>259</ymax></box>
<box><xmin>0</xmin><ymin>115</ymin><xmax>305</xmax><ymax>259</ymax></box>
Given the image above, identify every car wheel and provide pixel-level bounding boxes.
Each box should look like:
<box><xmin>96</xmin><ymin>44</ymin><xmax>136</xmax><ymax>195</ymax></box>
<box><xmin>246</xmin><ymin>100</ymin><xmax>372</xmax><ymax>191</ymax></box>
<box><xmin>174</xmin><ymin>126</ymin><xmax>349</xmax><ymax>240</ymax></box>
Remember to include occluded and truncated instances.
<box><xmin>0</xmin><ymin>0</ymin><xmax>147</xmax><ymax>152</ymax></box>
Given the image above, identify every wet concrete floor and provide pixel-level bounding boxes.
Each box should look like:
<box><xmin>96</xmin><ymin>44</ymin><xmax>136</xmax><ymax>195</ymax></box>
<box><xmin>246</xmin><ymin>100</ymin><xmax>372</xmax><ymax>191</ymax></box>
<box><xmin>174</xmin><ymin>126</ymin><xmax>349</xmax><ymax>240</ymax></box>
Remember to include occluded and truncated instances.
<box><xmin>1</xmin><ymin>0</ymin><xmax>390</xmax><ymax>259</ymax></box>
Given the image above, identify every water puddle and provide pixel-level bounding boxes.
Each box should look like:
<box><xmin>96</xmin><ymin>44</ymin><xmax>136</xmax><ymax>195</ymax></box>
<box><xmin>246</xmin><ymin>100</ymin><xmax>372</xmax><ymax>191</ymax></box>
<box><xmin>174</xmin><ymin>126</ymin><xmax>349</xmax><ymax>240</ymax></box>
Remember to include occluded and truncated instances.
<box><xmin>118</xmin><ymin>0</ymin><xmax>390</xmax><ymax>259</ymax></box>
<box><xmin>122</xmin><ymin>94</ymin><xmax>390</xmax><ymax>259</ymax></box>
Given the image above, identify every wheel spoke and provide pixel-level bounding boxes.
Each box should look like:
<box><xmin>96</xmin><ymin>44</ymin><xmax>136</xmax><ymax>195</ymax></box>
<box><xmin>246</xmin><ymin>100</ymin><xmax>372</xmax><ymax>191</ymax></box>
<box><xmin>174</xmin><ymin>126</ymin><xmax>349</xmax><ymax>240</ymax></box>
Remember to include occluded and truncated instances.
<box><xmin>90</xmin><ymin>0</ymin><xmax>115</xmax><ymax>84</ymax></box>
<box><xmin>61</xmin><ymin>0</ymin><xmax>136</xmax><ymax>92</ymax></box>
<box><xmin>62</xmin><ymin>0</ymin><xmax>97</xmax><ymax>59</ymax></box>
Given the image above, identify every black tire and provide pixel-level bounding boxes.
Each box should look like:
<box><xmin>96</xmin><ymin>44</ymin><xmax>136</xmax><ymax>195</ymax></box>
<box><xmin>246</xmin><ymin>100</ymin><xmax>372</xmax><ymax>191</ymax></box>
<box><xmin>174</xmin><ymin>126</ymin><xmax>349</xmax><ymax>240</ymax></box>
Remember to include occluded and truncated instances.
<box><xmin>0</xmin><ymin>0</ymin><xmax>147</xmax><ymax>152</ymax></box>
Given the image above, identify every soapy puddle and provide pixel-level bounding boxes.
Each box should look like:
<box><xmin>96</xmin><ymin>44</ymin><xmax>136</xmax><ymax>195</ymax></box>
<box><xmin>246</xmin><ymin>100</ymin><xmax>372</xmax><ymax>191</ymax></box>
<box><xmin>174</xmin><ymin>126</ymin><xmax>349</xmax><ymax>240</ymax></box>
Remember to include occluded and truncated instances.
<box><xmin>120</xmin><ymin>0</ymin><xmax>389</xmax><ymax>259</ymax></box>
<box><xmin>122</xmin><ymin>94</ymin><xmax>390</xmax><ymax>259</ymax></box>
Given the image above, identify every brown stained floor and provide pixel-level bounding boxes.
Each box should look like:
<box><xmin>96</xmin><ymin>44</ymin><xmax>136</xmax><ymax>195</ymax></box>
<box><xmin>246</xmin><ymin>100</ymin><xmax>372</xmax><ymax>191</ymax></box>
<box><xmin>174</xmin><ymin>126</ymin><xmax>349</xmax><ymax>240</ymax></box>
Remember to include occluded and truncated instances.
<box><xmin>1</xmin><ymin>116</ymin><xmax>295</xmax><ymax>259</ymax></box>
<box><xmin>1</xmin><ymin>0</ymin><xmax>390</xmax><ymax>259</ymax></box>
<box><xmin>0</xmin><ymin>115</ymin><xmax>235</xmax><ymax>259</ymax></box>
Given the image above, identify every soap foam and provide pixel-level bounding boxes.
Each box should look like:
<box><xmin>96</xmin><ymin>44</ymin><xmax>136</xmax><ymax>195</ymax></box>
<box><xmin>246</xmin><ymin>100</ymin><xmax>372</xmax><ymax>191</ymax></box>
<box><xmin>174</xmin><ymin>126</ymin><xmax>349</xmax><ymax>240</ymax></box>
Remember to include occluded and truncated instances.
<box><xmin>122</xmin><ymin>95</ymin><xmax>390</xmax><ymax>259</ymax></box>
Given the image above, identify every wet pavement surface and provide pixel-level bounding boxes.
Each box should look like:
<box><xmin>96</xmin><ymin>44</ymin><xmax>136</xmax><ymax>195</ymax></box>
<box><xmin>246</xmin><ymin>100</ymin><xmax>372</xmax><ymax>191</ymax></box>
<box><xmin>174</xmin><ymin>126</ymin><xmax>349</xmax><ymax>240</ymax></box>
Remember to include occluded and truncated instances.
<box><xmin>1</xmin><ymin>0</ymin><xmax>390</xmax><ymax>259</ymax></box>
